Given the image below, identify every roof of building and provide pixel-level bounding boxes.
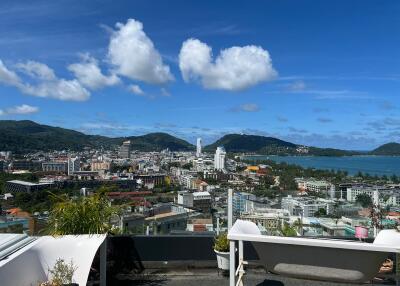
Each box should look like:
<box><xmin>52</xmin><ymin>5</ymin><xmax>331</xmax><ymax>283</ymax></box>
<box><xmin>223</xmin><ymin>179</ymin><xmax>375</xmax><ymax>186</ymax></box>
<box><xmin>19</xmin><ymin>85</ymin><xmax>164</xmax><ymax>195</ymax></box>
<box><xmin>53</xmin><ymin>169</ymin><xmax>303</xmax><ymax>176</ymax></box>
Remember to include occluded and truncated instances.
<box><xmin>6</xmin><ymin>180</ymin><xmax>52</xmax><ymax>186</ymax></box>
<box><xmin>193</xmin><ymin>191</ymin><xmax>211</xmax><ymax>197</ymax></box>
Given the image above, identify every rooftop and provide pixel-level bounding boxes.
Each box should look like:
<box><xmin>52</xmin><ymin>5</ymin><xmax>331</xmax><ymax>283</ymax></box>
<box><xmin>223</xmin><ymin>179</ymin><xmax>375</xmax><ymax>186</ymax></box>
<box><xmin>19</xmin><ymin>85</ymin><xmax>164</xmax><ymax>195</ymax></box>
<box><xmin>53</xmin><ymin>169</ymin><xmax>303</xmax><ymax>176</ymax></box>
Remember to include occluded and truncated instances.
<box><xmin>99</xmin><ymin>268</ymin><xmax>393</xmax><ymax>286</ymax></box>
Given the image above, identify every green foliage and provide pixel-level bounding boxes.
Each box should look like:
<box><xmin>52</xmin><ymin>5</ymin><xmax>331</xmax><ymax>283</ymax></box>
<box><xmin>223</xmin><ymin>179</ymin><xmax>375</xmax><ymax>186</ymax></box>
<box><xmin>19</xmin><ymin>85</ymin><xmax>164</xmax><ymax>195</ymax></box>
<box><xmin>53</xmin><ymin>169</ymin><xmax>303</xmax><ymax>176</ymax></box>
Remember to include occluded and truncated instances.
<box><xmin>281</xmin><ymin>223</ymin><xmax>297</xmax><ymax>237</ymax></box>
<box><xmin>0</xmin><ymin>172</ymin><xmax>38</xmax><ymax>193</ymax></box>
<box><xmin>14</xmin><ymin>189</ymin><xmax>78</xmax><ymax>213</ymax></box>
<box><xmin>46</xmin><ymin>192</ymin><xmax>121</xmax><ymax>235</ymax></box>
<box><xmin>181</xmin><ymin>162</ymin><xmax>193</xmax><ymax>170</ymax></box>
<box><xmin>47</xmin><ymin>258</ymin><xmax>77</xmax><ymax>286</ymax></box>
<box><xmin>314</xmin><ymin>208</ymin><xmax>327</xmax><ymax>217</ymax></box>
<box><xmin>355</xmin><ymin>193</ymin><xmax>373</xmax><ymax>208</ymax></box>
<box><xmin>371</xmin><ymin>142</ymin><xmax>400</xmax><ymax>156</ymax></box>
<box><xmin>204</xmin><ymin>134</ymin><xmax>296</xmax><ymax>153</ymax></box>
<box><xmin>214</xmin><ymin>233</ymin><xmax>229</xmax><ymax>252</ymax></box>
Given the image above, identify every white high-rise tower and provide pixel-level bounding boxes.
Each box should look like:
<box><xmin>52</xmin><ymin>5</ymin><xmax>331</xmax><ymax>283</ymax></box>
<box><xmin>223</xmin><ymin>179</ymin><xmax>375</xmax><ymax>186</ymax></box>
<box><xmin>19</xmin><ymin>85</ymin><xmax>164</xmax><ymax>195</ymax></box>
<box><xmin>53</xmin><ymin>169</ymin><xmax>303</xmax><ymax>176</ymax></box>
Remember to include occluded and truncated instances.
<box><xmin>214</xmin><ymin>146</ymin><xmax>226</xmax><ymax>170</ymax></box>
<box><xmin>196</xmin><ymin>138</ymin><xmax>202</xmax><ymax>157</ymax></box>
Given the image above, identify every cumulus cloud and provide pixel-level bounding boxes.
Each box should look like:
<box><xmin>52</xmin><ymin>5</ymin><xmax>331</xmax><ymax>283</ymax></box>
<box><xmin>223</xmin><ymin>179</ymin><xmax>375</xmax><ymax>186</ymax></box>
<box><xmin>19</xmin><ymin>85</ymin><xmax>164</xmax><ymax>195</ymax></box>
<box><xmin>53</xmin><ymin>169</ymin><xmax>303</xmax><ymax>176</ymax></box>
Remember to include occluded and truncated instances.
<box><xmin>179</xmin><ymin>38</ymin><xmax>277</xmax><ymax>91</ymax></box>
<box><xmin>129</xmin><ymin>84</ymin><xmax>144</xmax><ymax>95</ymax></box>
<box><xmin>0</xmin><ymin>60</ymin><xmax>21</xmax><ymax>86</ymax></box>
<box><xmin>16</xmin><ymin>60</ymin><xmax>56</xmax><ymax>80</ymax></box>
<box><xmin>0</xmin><ymin>59</ymin><xmax>90</xmax><ymax>101</ymax></box>
<box><xmin>21</xmin><ymin>79</ymin><xmax>90</xmax><ymax>101</ymax></box>
<box><xmin>68</xmin><ymin>54</ymin><xmax>120</xmax><ymax>90</ymax></box>
<box><xmin>108</xmin><ymin>19</ymin><xmax>173</xmax><ymax>84</ymax></box>
<box><xmin>0</xmin><ymin>104</ymin><xmax>39</xmax><ymax>116</ymax></box>
<box><xmin>231</xmin><ymin>103</ymin><xmax>260</xmax><ymax>112</ymax></box>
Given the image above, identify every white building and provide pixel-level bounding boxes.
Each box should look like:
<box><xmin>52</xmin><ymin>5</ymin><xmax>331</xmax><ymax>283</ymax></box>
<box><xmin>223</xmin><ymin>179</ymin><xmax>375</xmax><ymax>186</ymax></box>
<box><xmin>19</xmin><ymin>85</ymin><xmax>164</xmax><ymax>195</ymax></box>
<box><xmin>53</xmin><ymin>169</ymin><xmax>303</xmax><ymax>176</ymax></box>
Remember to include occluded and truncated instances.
<box><xmin>177</xmin><ymin>191</ymin><xmax>194</xmax><ymax>207</ymax></box>
<box><xmin>196</xmin><ymin>138</ymin><xmax>202</xmax><ymax>157</ymax></box>
<box><xmin>68</xmin><ymin>156</ymin><xmax>80</xmax><ymax>176</ymax></box>
<box><xmin>213</xmin><ymin>146</ymin><xmax>226</xmax><ymax>171</ymax></box>
<box><xmin>281</xmin><ymin>195</ymin><xmax>335</xmax><ymax>218</ymax></box>
<box><xmin>346</xmin><ymin>185</ymin><xmax>400</xmax><ymax>207</ymax></box>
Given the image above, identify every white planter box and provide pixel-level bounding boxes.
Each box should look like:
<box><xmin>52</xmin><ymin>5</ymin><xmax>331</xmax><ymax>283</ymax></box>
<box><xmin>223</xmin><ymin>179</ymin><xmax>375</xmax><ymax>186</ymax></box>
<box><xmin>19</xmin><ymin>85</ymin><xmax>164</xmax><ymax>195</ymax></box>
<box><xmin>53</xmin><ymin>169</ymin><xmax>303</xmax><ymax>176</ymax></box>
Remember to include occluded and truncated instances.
<box><xmin>214</xmin><ymin>249</ymin><xmax>230</xmax><ymax>270</ymax></box>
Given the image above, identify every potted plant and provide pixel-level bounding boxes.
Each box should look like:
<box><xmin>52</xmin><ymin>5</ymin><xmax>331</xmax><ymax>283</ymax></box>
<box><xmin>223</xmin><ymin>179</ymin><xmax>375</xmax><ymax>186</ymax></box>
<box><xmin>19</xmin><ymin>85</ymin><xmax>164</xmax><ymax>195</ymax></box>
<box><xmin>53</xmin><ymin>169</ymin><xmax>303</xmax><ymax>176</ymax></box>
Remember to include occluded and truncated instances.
<box><xmin>39</xmin><ymin>258</ymin><xmax>78</xmax><ymax>286</ymax></box>
<box><xmin>214</xmin><ymin>233</ymin><xmax>230</xmax><ymax>270</ymax></box>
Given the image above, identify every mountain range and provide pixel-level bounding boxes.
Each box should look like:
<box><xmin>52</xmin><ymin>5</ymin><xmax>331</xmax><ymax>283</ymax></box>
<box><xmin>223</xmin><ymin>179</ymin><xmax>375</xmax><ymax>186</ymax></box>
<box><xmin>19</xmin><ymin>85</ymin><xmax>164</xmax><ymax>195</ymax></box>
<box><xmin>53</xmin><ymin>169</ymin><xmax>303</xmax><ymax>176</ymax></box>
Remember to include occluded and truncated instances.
<box><xmin>0</xmin><ymin>120</ymin><xmax>399</xmax><ymax>156</ymax></box>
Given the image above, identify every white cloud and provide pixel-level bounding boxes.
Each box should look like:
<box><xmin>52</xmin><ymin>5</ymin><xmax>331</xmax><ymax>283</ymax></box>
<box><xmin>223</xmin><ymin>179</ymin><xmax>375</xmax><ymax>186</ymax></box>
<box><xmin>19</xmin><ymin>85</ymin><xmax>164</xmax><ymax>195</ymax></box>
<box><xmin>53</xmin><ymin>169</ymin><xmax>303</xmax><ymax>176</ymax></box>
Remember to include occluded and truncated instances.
<box><xmin>16</xmin><ymin>60</ymin><xmax>56</xmax><ymax>80</ymax></box>
<box><xmin>68</xmin><ymin>54</ymin><xmax>120</xmax><ymax>90</ymax></box>
<box><xmin>0</xmin><ymin>104</ymin><xmax>39</xmax><ymax>116</ymax></box>
<box><xmin>21</xmin><ymin>79</ymin><xmax>90</xmax><ymax>101</ymax></box>
<box><xmin>179</xmin><ymin>38</ymin><xmax>277</xmax><ymax>91</ymax></box>
<box><xmin>287</xmin><ymin>80</ymin><xmax>306</xmax><ymax>91</ymax></box>
<box><xmin>240</xmin><ymin>103</ymin><xmax>260</xmax><ymax>112</ymax></box>
<box><xmin>108</xmin><ymin>19</ymin><xmax>173</xmax><ymax>84</ymax></box>
<box><xmin>160</xmin><ymin>87</ymin><xmax>170</xmax><ymax>97</ymax></box>
<box><xmin>0</xmin><ymin>60</ymin><xmax>21</xmax><ymax>86</ymax></box>
<box><xmin>0</xmin><ymin>59</ymin><xmax>90</xmax><ymax>101</ymax></box>
<box><xmin>231</xmin><ymin>103</ymin><xmax>260</xmax><ymax>112</ymax></box>
<box><xmin>129</xmin><ymin>84</ymin><xmax>144</xmax><ymax>95</ymax></box>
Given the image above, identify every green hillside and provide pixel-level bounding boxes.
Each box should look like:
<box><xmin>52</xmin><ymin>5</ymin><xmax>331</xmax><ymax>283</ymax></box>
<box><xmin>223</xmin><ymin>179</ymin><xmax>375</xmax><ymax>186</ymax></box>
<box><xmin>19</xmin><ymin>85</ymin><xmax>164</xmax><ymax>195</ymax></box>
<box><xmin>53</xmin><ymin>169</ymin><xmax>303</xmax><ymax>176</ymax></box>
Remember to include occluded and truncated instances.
<box><xmin>371</xmin><ymin>142</ymin><xmax>400</xmax><ymax>155</ymax></box>
<box><xmin>0</xmin><ymin>120</ymin><xmax>193</xmax><ymax>153</ymax></box>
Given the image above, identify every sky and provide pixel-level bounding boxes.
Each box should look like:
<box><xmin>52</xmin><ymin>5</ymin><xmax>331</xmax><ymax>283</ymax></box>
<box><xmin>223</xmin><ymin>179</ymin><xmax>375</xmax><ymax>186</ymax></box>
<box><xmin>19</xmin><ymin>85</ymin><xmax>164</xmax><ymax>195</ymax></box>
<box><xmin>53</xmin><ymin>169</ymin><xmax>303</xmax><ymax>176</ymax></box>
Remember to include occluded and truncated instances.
<box><xmin>0</xmin><ymin>0</ymin><xmax>399</xmax><ymax>150</ymax></box>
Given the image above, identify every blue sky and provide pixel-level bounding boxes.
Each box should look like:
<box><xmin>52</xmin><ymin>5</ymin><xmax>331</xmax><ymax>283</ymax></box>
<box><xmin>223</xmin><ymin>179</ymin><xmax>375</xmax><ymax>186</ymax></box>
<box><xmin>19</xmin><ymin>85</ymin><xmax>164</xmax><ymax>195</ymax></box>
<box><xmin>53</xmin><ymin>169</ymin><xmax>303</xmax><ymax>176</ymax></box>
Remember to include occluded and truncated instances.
<box><xmin>0</xmin><ymin>0</ymin><xmax>399</xmax><ymax>150</ymax></box>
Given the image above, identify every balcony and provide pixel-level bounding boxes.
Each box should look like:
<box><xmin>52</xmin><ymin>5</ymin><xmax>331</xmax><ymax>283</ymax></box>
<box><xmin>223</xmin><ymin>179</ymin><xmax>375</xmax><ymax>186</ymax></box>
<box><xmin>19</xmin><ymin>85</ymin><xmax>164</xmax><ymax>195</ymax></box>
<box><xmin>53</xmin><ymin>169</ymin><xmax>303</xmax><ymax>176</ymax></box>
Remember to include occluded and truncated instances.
<box><xmin>87</xmin><ymin>234</ymin><xmax>398</xmax><ymax>286</ymax></box>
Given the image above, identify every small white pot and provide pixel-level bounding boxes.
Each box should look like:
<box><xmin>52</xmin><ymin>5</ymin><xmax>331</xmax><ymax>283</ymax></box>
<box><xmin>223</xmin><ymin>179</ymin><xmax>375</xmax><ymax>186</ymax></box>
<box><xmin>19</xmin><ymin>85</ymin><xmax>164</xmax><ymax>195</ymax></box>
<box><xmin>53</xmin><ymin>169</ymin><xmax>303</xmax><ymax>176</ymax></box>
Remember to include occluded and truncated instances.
<box><xmin>214</xmin><ymin>249</ymin><xmax>230</xmax><ymax>270</ymax></box>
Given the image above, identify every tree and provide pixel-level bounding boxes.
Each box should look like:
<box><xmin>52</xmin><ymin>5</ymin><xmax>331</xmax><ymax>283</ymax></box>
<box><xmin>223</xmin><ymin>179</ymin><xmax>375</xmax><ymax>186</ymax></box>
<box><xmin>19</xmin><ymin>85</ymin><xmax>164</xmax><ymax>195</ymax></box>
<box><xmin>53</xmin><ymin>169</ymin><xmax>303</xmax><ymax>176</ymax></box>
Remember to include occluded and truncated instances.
<box><xmin>314</xmin><ymin>208</ymin><xmax>327</xmax><ymax>217</ymax></box>
<box><xmin>46</xmin><ymin>192</ymin><xmax>121</xmax><ymax>235</ymax></box>
<box><xmin>355</xmin><ymin>193</ymin><xmax>373</xmax><ymax>208</ymax></box>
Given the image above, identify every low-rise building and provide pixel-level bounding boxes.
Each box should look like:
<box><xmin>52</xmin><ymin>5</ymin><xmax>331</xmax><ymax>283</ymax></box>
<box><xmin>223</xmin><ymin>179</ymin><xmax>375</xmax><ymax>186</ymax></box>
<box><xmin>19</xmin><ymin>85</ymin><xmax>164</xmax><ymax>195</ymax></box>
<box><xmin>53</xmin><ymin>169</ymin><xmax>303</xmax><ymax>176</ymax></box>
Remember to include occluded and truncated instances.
<box><xmin>5</xmin><ymin>180</ymin><xmax>54</xmax><ymax>193</ymax></box>
<box><xmin>281</xmin><ymin>195</ymin><xmax>335</xmax><ymax>217</ymax></box>
<box><xmin>42</xmin><ymin>162</ymin><xmax>68</xmax><ymax>173</ymax></box>
<box><xmin>193</xmin><ymin>191</ymin><xmax>212</xmax><ymax>214</ymax></box>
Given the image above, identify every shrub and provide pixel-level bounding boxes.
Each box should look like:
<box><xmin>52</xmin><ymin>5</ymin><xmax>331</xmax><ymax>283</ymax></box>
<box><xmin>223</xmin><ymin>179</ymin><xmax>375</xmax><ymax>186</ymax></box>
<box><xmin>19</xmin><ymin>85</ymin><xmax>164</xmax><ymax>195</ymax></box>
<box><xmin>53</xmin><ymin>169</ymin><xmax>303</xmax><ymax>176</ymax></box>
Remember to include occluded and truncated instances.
<box><xmin>214</xmin><ymin>233</ymin><xmax>229</xmax><ymax>252</ymax></box>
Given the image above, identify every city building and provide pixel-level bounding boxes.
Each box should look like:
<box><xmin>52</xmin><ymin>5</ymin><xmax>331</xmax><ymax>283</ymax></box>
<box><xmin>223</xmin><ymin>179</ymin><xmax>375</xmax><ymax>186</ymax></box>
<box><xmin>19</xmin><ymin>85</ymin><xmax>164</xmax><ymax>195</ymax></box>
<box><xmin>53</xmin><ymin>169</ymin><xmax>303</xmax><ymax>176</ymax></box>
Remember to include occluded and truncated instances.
<box><xmin>305</xmin><ymin>180</ymin><xmax>333</xmax><ymax>194</ymax></box>
<box><xmin>11</xmin><ymin>160</ymin><xmax>41</xmax><ymax>171</ymax></box>
<box><xmin>177</xmin><ymin>191</ymin><xmax>194</xmax><ymax>207</ymax></box>
<box><xmin>240</xmin><ymin>209</ymin><xmax>290</xmax><ymax>233</ymax></box>
<box><xmin>196</xmin><ymin>137</ymin><xmax>202</xmax><ymax>157</ymax></box>
<box><xmin>346</xmin><ymin>184</ymin><xmax>400</xmax><ymax>207</ymax></box>
<box><xmin>233</xmin><ymin>192</ymin><xmax>256</xmax><ymax>214</ymax></box>
<box><xmin>91</xmin><ymin>161</ymin><xmax>112</xmax><ymax>172</ymax></box>
<box><xmin>119</xmin><ymin>140</ymin><xmax>131</xmax><ymax>159</ymax></box>
<box><xmin>213</xmin><ymin>146</ymin><xmax>226</xmax><ymax>171</ymax></box>
<box><xmin>67</xmin><ymin>156</ymin><xmax>80</xmax><ymax>175</ymax></box>
<box><xmin>42</xmin><ymin>162</ymin><xmax>68</xmax><ymax>173</ymax></box>
<box><xmin>5</xmin><ymin>180</ymin><xmax>54</xmax><ymax>193</ymax></box>
<box><xmin>193</xmin><ymin>191</ymin><xmax>212</xmax><ymax>214</ymax></box>
<box><xmin>281</xmin><ymin>195</ymin><xmax>335</xmax><ymax>217</ymax></box>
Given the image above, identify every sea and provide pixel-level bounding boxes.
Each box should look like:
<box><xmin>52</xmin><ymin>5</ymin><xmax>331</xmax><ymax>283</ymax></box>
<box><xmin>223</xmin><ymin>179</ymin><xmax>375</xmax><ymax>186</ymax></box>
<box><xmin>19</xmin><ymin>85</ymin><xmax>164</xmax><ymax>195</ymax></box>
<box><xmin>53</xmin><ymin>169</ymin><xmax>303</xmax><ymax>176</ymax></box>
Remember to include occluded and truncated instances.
<box><xmin>243</xmin><ymin>155</ymin><xmax>400</xmax><ymax>177</ymax></box>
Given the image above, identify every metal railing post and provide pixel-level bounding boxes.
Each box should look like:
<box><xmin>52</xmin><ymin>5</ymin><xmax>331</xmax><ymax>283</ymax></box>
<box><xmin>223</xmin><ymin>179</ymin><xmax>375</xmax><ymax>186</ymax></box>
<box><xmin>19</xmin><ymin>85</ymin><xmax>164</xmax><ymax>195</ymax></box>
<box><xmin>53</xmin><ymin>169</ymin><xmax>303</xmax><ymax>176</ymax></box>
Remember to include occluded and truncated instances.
<box><xmin>228</xmin><ymin>188</ymin><xmax>235</xmax><ymax>286</ymax></box>
<box><xmin>238</xmin><ymin>240</ymin><xmax>244</xmax><ymax>286</ymax></box>
<box><xmin>229</xmin><ymin>240</ymin><xmax>235</xmax><ymax>286</ymax></box>
<box><xmin>100</xmin><ymin>238</ymin><xmax>107</xmax><ymax>286</ymax></box>
<box><xmin>228</xmin><ymin>188</ymin><xmax>233</xmax><ymax>230</ymax></box>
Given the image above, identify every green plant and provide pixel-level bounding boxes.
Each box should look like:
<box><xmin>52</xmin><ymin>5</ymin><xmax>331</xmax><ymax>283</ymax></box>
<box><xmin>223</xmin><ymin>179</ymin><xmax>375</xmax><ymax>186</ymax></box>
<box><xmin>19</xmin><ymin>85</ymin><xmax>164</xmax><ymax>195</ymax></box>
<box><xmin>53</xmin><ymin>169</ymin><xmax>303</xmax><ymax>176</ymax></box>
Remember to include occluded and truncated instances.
<box><xmin>46</xmin><ymin>191</ymin><xmax>121</xmax><ymax>235</ymax></box>
<box><xmin>48</xmin><ymin>258</ymin><xmax>77</xmax><ymax>286</ymax></box>
<box><xmin>281</xmin><ymin>223</ymin><xmax>297</xmax><ymax>237</ymax></box>
<box><xmin>214</xmin><ymin>233</ymin><xmax>229</xmax><ymax>252</ymax></box>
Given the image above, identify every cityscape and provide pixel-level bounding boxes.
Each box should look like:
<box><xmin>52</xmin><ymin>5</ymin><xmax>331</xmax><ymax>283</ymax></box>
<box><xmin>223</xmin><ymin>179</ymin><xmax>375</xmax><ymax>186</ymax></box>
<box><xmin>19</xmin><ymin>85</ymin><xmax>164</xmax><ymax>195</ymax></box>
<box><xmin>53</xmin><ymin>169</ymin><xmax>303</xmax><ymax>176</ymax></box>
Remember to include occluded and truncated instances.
<box><xmin>0</xmin><ymin>1</ymin><xmax>400</xmax><ymax>286</ymax></box>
